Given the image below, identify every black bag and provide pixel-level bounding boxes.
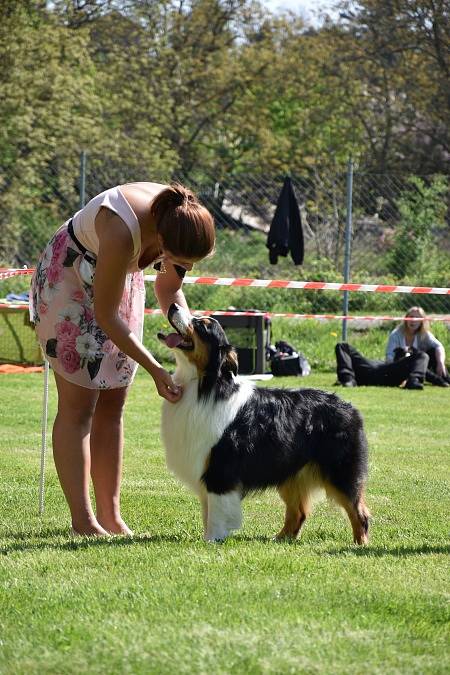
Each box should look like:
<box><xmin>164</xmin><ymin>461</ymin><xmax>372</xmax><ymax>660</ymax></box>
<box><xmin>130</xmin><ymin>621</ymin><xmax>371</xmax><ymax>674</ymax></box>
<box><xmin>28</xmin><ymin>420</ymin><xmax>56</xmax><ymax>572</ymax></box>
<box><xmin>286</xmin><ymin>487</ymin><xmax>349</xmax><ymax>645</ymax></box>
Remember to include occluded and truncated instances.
<box><xmin>269</xmin><ymin>340</ymin><xmax>311</xmax><ymax>377</ymax></box>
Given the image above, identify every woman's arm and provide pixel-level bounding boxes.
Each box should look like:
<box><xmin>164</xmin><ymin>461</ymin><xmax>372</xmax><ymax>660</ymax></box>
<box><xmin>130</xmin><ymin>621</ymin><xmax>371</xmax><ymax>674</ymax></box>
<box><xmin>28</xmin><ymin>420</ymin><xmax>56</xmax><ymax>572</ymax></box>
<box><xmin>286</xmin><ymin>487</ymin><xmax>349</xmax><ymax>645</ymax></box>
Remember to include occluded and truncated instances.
<box><xmin>94</xmin><ymin>211</ymin><xmax>181</xmax><ymax>402</ymax></box>
<box><xmin>435</xmin><ymin>345</ymin><xmax>447</xmax><ymax>376</ymax></box>
<box><xmin>425</xmin><ymin>332</ymin><xmax>446</xmax><ymax>376</ymax></box>
<box><xmin>385</xmin><ymin>330</ymin><xmax>401</xmax><ymax>362</ymax></box>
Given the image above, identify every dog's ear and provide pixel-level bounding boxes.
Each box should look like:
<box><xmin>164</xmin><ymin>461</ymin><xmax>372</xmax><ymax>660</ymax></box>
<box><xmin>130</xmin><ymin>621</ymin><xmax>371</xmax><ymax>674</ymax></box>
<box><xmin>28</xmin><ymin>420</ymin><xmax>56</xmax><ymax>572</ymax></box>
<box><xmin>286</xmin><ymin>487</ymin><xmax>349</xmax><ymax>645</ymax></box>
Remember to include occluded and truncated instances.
<box><xmin>198</xmin><ymin>344</ymin><xmax>238</xmax><ymax>398</ymax></box>
<box><xmin>222</xmin><ymin>345</ymin><xmax>238</xmax><ymax>377</ymax></box>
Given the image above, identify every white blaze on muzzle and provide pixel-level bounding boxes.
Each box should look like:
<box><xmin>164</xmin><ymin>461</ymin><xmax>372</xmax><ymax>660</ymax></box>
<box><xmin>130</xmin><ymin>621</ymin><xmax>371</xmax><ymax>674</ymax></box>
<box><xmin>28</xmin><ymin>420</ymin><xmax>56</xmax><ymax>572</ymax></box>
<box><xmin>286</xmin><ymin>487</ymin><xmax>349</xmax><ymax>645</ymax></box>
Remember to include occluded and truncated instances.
<box><xmin>171</xmin><ymin>306</ymin><xmax>193</xmax><ymax>335</ymax></box>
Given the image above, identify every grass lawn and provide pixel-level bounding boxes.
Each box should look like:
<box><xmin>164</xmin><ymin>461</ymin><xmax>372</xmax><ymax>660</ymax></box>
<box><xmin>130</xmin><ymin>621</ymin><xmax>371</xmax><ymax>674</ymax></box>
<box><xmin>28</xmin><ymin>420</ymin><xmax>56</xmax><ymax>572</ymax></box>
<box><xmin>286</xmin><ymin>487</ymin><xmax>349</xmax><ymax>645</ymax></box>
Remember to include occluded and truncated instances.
<box><xmin>1</xmin><ymin>369</ymin><xmax>449</xmax><ymax>674</ymax></box>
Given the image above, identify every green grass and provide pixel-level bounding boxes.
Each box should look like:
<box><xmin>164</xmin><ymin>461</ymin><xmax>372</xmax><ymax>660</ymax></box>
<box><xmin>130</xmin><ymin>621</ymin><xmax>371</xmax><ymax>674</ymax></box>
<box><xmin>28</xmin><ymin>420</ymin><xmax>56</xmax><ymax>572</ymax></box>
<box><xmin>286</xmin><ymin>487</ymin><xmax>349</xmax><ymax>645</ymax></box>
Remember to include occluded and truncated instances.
<box><xmin>1</xmin><ymin>368</ymin><xmax>449</xmax><ymax>674</ymax></box>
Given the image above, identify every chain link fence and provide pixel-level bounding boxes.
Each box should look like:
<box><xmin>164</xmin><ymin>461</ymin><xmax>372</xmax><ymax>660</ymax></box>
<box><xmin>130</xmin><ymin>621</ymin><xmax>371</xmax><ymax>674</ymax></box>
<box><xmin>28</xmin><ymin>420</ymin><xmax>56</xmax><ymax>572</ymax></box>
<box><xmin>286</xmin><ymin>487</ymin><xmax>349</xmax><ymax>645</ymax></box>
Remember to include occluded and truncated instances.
<box><xmin>1</xmin><ymin>153</ymin><xmax>449</xmax><ymax>323</ymax></box>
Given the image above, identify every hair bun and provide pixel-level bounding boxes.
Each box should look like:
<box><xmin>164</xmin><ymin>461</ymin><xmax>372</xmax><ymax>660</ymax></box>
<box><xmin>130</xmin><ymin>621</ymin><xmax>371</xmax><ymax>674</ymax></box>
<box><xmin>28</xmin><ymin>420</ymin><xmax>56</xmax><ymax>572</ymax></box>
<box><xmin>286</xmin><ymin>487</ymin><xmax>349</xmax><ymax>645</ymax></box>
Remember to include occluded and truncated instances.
<box><xmin>170</xmin><ymin>183</ymin><xmax>196</xmax><ymax>208</ymax></box>
<box><xmin>169</xmin><ymin>183</ymin><xmax>192</xmax><ymax>208</ymax></box>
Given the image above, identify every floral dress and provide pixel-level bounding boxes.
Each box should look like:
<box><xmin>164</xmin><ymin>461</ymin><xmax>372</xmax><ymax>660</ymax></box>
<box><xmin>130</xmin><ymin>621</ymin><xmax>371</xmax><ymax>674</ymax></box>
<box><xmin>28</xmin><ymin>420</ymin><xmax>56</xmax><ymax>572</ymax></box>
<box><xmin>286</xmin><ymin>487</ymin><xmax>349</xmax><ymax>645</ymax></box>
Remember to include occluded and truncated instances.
<box><xmin>30</xmin><ymin>221</ymin><xmax>145</xmax><ymax>389</ymax></box>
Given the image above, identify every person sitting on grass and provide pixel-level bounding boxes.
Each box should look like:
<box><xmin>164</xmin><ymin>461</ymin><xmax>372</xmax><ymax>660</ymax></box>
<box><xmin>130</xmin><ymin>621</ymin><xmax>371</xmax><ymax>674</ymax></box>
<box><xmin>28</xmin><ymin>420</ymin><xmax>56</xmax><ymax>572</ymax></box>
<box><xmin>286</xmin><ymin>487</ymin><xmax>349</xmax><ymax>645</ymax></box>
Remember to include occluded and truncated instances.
<box><xmin>335</xmin><ymin>306</ymin><xmax>449</xmax><ymax>390</ymax></box>
<box><xmin>386</xmin><ymin>306</ymin><xmax>450</xmax><ymax>387</ymax></box>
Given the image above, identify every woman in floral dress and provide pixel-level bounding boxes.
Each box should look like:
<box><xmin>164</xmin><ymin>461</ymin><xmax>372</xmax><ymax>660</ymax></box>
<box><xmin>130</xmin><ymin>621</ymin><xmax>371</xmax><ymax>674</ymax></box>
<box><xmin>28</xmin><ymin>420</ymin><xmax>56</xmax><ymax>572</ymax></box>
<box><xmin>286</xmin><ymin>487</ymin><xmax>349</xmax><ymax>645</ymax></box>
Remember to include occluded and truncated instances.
<box><xmin>31</xmin><ymin>182</ymin><xmax>215</xmax><ymax>536</ymax></box>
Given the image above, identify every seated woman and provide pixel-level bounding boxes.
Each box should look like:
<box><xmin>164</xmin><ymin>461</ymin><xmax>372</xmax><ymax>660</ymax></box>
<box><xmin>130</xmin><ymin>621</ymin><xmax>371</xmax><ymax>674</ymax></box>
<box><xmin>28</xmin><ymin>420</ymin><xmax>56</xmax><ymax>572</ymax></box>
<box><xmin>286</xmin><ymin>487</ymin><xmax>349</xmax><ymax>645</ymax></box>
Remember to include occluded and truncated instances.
<box><xmin>386</xmin><ymin>306</ymin><xmax>450</xmax><ymax>387</ymax></box>
<box><xmin>335</xmin><ymin>306</ymin><xmax>449</xmax><ymax>390</ymax></box>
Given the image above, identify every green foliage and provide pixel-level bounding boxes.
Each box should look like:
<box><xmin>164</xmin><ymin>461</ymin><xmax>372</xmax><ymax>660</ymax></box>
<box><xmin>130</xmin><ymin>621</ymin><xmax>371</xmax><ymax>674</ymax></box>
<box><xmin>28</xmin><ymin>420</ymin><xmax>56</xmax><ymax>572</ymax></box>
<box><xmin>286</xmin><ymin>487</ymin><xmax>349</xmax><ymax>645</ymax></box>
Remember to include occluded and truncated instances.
<box><xmin>0</xmin><ymin>2</ymin><xmax>101</xmax><ymax>264</ymax></box>
<box><xmin>388</xmin><ymin>176</ymin><xmax>449</xmax><ymax>279</ymax></box>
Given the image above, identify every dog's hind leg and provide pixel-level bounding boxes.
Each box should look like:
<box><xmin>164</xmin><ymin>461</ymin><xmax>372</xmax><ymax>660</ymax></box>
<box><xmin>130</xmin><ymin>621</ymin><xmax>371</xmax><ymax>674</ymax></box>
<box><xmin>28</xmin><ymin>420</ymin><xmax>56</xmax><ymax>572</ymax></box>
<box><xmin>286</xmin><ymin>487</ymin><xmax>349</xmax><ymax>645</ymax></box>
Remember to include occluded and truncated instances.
<box><xmin>325</xmin><ymin>483</ymin><xmax>370</xmax><ymax>545</ymax></box>
<box><xmin>205</xmin><ymin>490</ymin><xmax>242</xmax><ymax>542</ymax></box>
<box><xmin>276</xmin><ymin>476</ymin><xmax>311</xmax><ymax>540</ymax></box>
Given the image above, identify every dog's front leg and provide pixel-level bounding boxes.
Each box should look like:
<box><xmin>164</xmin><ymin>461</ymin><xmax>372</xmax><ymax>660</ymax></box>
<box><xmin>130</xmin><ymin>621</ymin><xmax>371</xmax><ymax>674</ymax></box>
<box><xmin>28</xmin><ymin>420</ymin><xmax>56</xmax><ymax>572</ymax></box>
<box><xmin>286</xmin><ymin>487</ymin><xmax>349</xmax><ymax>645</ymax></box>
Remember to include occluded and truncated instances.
<box><xmin>205</xmin><ymin>490</ymin><xmax>242</xmax><ymax>542</ymax></box>
<box><xmin>200</xmin><ymin>494</ymin><xmax>208</xmax><ymax>532</ymax></box>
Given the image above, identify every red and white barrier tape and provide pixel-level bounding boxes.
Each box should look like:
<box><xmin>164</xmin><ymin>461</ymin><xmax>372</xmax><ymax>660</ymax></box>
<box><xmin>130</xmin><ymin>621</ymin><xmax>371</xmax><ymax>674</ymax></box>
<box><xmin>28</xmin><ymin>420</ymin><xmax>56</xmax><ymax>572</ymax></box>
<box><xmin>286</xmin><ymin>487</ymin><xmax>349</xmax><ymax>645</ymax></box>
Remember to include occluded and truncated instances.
<box><xmin>143</xmin><ymin>309</ymin><xmax>450</xmax><ymax>322</ymax></box>
<box><xmin>1</xmin><ymin>303</ymin><xmax>448</xmax><ymax>322</ymax></box>
<box><xmin>0</xmin><ymin>268</ymin><xmax>34</xmax><ymax>280</ymax></box>
<box><xmin>2</xmin><ymin>267</ymin><xmax>450</xmax><ymax>296</ymax></box>
<box><xmin>144</xmin><ymin>275</ymin><xmax>450</xmax><ymax>295</ymax></box>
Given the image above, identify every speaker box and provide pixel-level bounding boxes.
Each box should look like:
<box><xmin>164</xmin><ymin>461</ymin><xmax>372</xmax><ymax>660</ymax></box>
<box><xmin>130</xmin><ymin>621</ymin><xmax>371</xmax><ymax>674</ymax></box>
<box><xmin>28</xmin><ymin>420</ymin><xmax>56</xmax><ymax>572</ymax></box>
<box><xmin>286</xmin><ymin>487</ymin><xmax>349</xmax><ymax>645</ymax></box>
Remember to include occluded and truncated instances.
<box><xmin>210</xmin><ymin>313</ymin><xmax>270</xmax><ymax>375</ymax></box>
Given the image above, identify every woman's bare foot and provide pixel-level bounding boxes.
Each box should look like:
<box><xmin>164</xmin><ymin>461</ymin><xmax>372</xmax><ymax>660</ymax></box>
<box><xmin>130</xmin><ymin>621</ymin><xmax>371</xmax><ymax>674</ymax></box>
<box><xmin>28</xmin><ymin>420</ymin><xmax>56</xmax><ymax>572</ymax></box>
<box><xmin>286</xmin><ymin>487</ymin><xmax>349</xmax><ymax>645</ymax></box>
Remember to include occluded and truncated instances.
<box><xmin>96</xmin><ymin>516</ymin><xmax>133</xmax><ymax>536</ymax></box>
<box><xmin>71</xmin><ymin>521</ymin><xmax>110</xmax><ymax>537</ymax></box>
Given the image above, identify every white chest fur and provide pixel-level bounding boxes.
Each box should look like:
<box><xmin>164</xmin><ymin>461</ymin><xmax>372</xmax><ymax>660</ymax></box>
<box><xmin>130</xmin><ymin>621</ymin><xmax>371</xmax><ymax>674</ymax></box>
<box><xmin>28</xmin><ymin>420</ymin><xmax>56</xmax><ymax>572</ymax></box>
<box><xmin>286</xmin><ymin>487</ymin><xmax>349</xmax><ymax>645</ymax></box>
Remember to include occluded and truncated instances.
<box><xmin>161</xmin><ymin>368</ymin><xmax>254</xmax><ymax>496</ymax></box>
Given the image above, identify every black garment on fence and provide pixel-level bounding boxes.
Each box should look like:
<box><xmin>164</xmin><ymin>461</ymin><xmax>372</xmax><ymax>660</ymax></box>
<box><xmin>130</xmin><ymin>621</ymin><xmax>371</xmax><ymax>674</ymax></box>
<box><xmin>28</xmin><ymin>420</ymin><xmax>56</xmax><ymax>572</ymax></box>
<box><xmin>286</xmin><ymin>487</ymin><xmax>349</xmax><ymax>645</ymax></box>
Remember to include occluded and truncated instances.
<box><xmin>335</xmin><ymin>343</ymin><xmax>429</xmax><ymax>386</ymax></box>
<box><xmin>267</xmin><ymin>175</ymin><xmax>304</xmax><ymax>265</ymax></box>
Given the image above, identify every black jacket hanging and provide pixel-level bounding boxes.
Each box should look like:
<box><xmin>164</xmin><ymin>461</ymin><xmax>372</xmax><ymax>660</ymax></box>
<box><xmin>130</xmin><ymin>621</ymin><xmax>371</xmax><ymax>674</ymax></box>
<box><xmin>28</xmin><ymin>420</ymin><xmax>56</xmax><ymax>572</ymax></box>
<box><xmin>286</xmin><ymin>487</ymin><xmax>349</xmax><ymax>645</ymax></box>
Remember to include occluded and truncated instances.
<box><xmin>266</xmin><ymin>176</ymin><xmax>304</xmax><ymax>265</ymax></box>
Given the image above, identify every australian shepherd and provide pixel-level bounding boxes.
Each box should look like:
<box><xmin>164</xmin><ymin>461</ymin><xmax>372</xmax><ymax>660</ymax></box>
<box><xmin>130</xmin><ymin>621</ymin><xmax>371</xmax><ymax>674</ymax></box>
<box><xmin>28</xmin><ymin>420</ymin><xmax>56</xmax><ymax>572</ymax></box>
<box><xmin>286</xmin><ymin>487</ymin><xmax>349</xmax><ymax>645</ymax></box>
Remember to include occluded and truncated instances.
<box><xmin>158</xmin><ymin>304</ymin><xmax>370</xmax><ymax>543</ymax></box>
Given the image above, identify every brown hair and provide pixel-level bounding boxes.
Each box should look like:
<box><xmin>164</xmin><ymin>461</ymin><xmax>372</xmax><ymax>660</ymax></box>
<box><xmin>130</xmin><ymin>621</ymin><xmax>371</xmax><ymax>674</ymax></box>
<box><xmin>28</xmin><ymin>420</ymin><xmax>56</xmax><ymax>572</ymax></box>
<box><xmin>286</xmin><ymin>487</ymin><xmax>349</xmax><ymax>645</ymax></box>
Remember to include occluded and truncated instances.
<box><xmin>402</xmin><ymin>306</ymin><xmax>429</xmax><ymax>334</ymax></box>
<box><xmin>150</xmin><ymin>183</ymin><xmax>215</xmax><ymax>259</ymax></box>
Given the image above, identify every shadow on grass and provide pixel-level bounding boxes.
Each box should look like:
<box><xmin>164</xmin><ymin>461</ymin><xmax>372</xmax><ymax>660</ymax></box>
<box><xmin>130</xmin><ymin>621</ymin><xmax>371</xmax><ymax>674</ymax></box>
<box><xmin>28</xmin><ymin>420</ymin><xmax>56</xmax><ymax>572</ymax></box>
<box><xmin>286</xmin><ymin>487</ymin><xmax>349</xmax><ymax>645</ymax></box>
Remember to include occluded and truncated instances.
<box><xmin>2</xmin><ymin>530</ymin><xmax>449</xmax><ymax>557</ymax></box>
<box><xmin>326</xmin><ymin>543</ymin><xmax>450</xmax><ymax>557</ymax></box>
<box><xmin>234</xmin><ymin>535</ymin><xmax>450</xmax><ymax>556</ymax></box>
<box><xmin>0</xmin><ymin>532</ymin><xmax>191</xmax><ymax>555</ymax></box>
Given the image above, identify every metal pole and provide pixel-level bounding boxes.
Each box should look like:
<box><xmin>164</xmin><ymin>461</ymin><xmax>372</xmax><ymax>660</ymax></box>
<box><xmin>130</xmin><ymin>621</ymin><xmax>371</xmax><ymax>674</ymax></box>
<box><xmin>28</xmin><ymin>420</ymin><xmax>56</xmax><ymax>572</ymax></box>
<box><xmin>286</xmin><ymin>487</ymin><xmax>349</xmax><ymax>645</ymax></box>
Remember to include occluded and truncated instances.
<box><xmin>39</xmin><ymin>359</ymin><xmax>50</xmax><ymax>514</ymax></box>
<box><xmin>79</xmin><ymin>149</ymin><xmax>87</xmax><ymax>209</ymax></box>
<box><xmin>342</xmin><ymin>157</ymin><xmax>353</xmax><ymax>342</ymax></box>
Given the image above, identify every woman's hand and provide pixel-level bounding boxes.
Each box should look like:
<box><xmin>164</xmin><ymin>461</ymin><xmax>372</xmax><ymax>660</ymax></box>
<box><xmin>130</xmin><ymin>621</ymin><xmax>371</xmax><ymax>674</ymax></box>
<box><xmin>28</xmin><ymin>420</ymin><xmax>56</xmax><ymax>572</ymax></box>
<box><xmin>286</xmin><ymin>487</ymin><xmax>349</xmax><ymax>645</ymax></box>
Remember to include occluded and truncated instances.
<box><xmin>436</xmin><ymin>347</ymin><xmax>447</xmax><ymax>378</ymax></box>
<box><xmin>436</xmin><ymin>362</ymin><xmax>445</xmax><ymax>378</ymax></box>
<box><xmin>152</xmin><ymin>366</ymin><xmax>182</xmax><ymax>403</ymax></box>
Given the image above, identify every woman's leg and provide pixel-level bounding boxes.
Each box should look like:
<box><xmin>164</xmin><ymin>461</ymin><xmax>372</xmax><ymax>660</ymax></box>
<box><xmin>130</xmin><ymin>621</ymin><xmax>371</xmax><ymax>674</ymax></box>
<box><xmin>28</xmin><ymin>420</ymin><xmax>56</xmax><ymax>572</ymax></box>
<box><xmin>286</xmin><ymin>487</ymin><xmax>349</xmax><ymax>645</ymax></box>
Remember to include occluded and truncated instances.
<box><xmin>90</xmin><ymin>386</ymin><xmax>132</xmax><ymax>535</ymax></box>
<box><xmin>335</xmin><ymin>343</ymin><xmax>357</xmax><ymax>384</ymax></box>
<box><xmin>335</xmin><ymin>343</ymin><xmax>382</xmax><ymax>385</ymax></box>
<box><xmin>378</xmin><ymin>351</ymin><xmax>429</xmax><ymax>387</ymax></box>
<box><xmin>53</xmin><ymin>373</ymin><xmax>107</xmax><ymax>535</ymax></box>
<box><xmin>425</xmin><ymin>348</ymin><xmax>450</xmax><ymax>385</ymax></box>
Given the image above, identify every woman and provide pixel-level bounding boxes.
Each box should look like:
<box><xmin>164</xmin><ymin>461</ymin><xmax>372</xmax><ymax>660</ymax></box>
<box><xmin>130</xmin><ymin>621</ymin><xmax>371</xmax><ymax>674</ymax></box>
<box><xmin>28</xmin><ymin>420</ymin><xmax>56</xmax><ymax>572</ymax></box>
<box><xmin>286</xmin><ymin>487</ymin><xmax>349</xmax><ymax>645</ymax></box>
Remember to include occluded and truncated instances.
<box><xmin>386</xmin><ymin>306</ymin><xmax>449</xmax><ymax>385</ymax></box>
<box><xmin>335</xmin><ymin>307</ymin><xmax>449</xmax><ymax>390</ymax></box>
<box><xmin>31</xmin><ymin>182</ymin><xmax>215</xmax><ymax>536</ymax></box>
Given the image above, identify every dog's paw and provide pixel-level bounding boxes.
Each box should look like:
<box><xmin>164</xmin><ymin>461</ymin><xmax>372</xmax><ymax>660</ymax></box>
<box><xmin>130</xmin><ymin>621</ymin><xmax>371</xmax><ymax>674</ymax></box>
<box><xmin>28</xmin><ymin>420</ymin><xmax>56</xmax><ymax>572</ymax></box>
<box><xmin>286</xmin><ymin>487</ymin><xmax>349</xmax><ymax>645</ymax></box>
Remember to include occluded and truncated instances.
<box><xmin>204</xmin><ymin>526</ymin><xmax>229</xmax><ymax>542</ymax></box>
<box><xmin>204</xmin><ymin>536</ymin><xmax>226</xmax><ymax>544</ymax></box>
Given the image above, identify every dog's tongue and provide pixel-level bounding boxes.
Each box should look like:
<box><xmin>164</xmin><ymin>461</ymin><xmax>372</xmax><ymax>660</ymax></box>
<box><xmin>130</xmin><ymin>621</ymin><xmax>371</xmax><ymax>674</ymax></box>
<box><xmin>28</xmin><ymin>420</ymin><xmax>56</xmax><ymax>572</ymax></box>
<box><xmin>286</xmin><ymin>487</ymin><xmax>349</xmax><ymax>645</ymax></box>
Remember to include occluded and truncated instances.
<box><xmin>165</xmin><ymin>333</ymin><xmax>184</xmax><ymax>348</ymax></box>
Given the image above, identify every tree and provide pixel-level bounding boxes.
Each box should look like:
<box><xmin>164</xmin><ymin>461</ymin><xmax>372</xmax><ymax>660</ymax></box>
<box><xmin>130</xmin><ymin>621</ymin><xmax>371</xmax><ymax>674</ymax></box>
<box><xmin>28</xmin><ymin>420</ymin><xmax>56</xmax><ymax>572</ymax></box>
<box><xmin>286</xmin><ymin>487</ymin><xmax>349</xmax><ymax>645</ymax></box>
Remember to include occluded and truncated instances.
<box><xmin>0</xmin><ymin>1</ymin><xmax>102</xmax><ymax>263</ymax></box>
<box><xmin>328</xmin><ymin>0</ymin><xmax>449</xmax><ymax>173</ymax></box>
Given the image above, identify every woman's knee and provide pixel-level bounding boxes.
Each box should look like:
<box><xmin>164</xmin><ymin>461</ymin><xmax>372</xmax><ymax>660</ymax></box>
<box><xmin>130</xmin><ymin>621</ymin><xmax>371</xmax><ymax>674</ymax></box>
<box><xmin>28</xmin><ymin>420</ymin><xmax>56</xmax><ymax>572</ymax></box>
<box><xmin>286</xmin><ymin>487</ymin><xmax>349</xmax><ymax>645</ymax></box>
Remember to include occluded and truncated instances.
<box><xmin>94</xmin><ymin>387</ymin><xmax>129</xmax><ymax>420</ymax></box>
<box><xmin>414</xmin><ymin>350</ymin><xmax>429</xmax><ymax>367</ymax></box>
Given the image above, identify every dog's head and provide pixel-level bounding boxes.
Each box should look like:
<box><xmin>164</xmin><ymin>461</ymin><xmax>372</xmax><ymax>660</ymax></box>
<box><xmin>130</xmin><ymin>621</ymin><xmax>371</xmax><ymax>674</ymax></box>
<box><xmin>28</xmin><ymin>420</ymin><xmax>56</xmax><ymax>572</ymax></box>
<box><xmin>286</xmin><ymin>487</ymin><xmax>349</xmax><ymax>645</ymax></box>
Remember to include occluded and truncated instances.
<box><xmin>394</xmin><ymin>346</ymin><xmax>416</xmax><ymax>361</ymax></box>
<box><xmin>158</xmin><ymin>303</ymin><xmax>239</xmax><ymax>394</ymax></box>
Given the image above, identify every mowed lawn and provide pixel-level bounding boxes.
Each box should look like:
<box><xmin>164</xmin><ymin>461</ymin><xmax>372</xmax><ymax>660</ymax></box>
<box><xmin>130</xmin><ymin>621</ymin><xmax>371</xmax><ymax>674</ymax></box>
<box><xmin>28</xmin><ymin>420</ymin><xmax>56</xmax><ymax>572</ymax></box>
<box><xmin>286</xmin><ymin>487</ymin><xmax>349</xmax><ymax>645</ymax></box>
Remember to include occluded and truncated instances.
<box><xmin>1</xmin><ymin>370</ymin><xmax>449</xmax><ymax>675</ymax></box>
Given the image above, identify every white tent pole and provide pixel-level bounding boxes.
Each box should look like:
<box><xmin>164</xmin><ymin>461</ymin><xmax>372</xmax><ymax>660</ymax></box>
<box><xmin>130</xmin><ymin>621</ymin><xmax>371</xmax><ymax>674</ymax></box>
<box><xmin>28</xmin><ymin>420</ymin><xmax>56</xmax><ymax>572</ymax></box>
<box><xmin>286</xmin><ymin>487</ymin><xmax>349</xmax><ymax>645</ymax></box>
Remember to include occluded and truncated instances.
<box><xmin>39</xmin><ymin>359</ymin><xmax>50</xmax><ymax>514</ymax></box>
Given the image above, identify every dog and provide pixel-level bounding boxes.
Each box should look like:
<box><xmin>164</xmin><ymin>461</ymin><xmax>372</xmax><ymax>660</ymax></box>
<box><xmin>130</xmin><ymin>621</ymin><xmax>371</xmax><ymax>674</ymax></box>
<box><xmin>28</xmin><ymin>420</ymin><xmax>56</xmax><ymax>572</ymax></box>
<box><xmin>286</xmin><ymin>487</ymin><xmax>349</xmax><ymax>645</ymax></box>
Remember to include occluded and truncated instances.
<box><xmin>158</xmin><ymin>303</ymin><xmax>370</xmax><ymax>543</ymax></box>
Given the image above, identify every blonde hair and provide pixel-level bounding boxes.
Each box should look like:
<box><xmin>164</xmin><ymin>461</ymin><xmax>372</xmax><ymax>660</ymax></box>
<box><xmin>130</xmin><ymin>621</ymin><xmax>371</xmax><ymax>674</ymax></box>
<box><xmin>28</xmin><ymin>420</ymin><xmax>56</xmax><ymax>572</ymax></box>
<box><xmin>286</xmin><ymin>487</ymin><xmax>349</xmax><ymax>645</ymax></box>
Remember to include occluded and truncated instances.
<box><xmin>402</xmin><ymin>306</ymin><xmax>429</xmax><ymax>335</ymax></box>
<box><xmin>150</xmin><ymin>183</ymin><xmax>215</xmax><ymax>259</ymax></box>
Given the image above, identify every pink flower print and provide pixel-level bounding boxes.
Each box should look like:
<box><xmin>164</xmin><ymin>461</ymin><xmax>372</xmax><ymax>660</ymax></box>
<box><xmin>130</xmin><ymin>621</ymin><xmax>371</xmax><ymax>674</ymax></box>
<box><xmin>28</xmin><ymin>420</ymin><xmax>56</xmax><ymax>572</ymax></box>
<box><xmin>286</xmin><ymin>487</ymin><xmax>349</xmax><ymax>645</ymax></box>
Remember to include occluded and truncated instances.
<box><xmin>51</xmin><ymin>230</ymin><xmax>68</xmax><ymax>258</ymax></box>
<box><xmin>71</xmin><ymin>289</ymin><xmax>86</xmax><ymax>303</ymax></box>
<box><xmin>46</xmin><ymin>263</ymin><xmax>64</xmax><ymax>286</ymax></box>
<box><xmin>122</xmin><ymin>288</ymin><xmax>130</xmax><ymax>305</ymax></box>
<box><xmin>38</xmin><ymin>302</ymin><xmax>48</xmax><ymax>316</ymax></box>
<box><xmin>84</xmin><ymin>307</ymin><xmax>94</xmax><ymax>322</ymax></box>
<box><xmin>102</xmin><ymin>340</ymin><xmax>115</xmax><ymax>354</ymax></box>
<box><xmin>136</xmin><ymin>273</ymin><xmax>145</xmax><ymax>291</ymax></box>
<box><xmin>50</xmin><ymin>237</ymin><xmax>69</xmax><ymax>267</ymax></box>
<box><xmin>55</xmin><ymin>321</ymin><xmax>81</xmax><ymax>345</ymax></box>
<box><xmin>56</xmin><ymin>342</ymin><xmax>81</xmax><ymax>374</ymax></box>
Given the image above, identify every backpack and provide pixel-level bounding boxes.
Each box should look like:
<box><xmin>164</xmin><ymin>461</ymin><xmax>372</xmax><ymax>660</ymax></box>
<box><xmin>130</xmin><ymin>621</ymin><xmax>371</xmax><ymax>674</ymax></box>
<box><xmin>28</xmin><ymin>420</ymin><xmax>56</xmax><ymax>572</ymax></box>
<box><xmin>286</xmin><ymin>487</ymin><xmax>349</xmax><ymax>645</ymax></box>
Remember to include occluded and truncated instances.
<box><xmin>268</xmin><ymin>340</ymin><xmax>311</xmax><ymax>377</ymax></box>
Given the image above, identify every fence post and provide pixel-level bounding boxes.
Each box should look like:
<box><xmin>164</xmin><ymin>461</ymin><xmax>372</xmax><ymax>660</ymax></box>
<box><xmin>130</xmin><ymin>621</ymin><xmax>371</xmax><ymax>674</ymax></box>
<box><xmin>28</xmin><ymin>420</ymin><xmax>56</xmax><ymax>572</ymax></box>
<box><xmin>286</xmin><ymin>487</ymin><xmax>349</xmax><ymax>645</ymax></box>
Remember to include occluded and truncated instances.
<box><xmin>342</xmin><ymin>157</ymin><xmax>353</xmax><ymax>342</ymax></box>
<box><xmin>79</xmin><ymin>150</ymin><xmax>87</xmax><ymax>209</ymax></box>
